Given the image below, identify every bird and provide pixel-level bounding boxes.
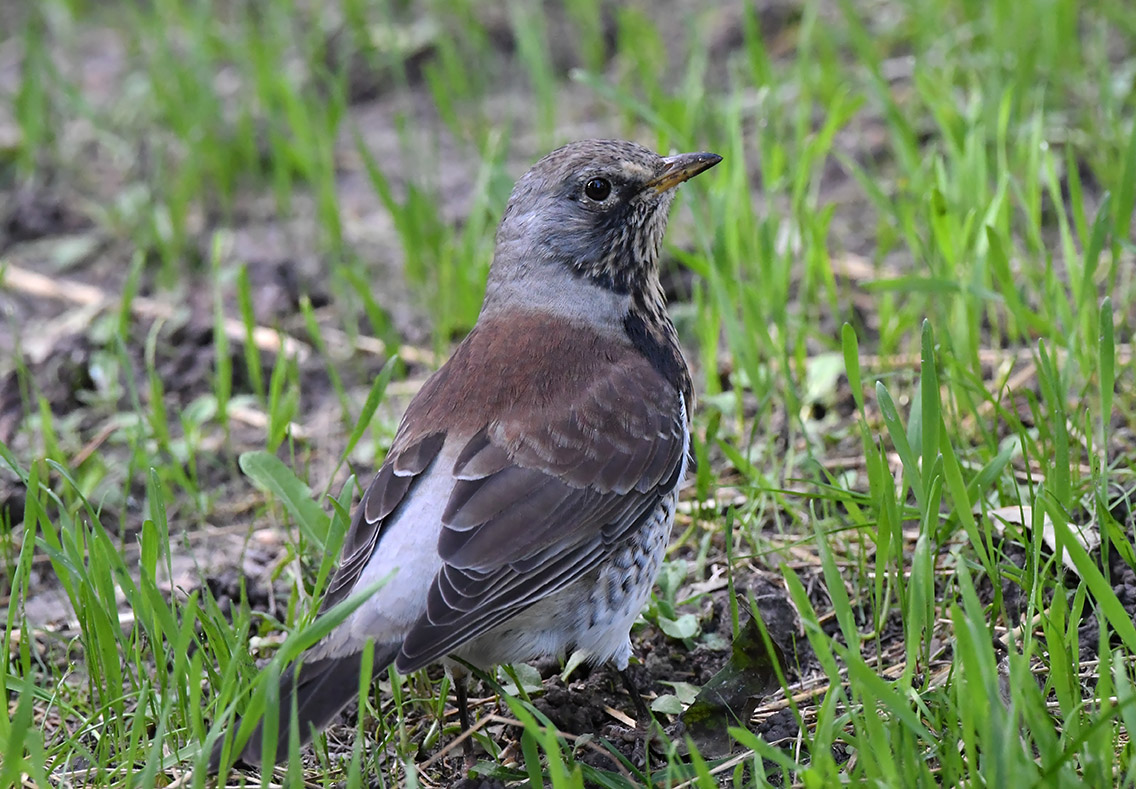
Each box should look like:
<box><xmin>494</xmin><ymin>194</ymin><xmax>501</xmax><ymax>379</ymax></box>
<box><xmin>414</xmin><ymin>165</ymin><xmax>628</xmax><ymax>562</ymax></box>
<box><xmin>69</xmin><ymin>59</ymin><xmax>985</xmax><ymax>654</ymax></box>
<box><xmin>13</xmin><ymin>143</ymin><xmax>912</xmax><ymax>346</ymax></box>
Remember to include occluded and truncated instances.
<box><xmin>208</xmin><ymin>138</ymin><xmax>721</xmax><ymax>770</ymax></box>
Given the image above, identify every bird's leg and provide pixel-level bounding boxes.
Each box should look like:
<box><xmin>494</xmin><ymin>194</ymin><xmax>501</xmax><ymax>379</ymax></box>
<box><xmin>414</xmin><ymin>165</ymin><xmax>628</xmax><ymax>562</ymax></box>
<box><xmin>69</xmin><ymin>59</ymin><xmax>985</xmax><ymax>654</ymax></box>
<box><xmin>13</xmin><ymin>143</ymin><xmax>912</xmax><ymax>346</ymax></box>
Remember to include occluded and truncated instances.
<box><xmin>455</xmin><ymin>674</ymin><xmax>474</xmax><ymax>762</ymax></box>
<box><xmin>618</xmin><ymin>667</ymin><xmax>652</xmax><ymax>726</ymax></box>
<box><xmin>447</xmin><ymin>667</ymin><xmax>474</xmax><ymax>767</ymax></box>
<box><xmin>619</xmin><ymin>666</ymin><xmax>670</xmax><ymax>753</ymax></box>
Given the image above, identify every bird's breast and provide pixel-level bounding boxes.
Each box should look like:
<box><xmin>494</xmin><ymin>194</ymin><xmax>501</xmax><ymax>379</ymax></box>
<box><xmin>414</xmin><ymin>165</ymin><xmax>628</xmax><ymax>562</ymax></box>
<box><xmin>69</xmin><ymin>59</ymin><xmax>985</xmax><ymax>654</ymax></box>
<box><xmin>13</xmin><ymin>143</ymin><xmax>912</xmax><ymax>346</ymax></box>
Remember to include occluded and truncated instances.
<box><xmin>402</xmin><ymin>310</ymin><xmax>686</xmax><ymax>437</ymax></box>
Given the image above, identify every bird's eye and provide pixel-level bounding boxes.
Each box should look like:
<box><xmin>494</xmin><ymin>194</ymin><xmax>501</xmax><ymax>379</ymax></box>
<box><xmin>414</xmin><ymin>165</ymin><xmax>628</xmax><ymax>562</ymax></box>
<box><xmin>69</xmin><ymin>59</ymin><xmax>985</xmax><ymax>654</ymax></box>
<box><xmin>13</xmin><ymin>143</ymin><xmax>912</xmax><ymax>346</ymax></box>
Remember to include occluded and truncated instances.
<box><xmin>584</xmin><ymin>178</ymin><xmax>612</xmax><ymax>201</ymax></box>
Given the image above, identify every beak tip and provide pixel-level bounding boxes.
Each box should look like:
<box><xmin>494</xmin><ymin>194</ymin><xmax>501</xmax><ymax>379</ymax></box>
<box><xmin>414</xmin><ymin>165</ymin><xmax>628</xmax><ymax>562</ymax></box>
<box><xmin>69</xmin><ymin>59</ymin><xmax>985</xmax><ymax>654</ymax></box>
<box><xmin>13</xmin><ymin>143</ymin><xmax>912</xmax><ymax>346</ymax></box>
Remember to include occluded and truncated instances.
<box><xmin>649</xmin><ymin>150</ymin><xmax>723</xmax><ymax>193</ymax></box>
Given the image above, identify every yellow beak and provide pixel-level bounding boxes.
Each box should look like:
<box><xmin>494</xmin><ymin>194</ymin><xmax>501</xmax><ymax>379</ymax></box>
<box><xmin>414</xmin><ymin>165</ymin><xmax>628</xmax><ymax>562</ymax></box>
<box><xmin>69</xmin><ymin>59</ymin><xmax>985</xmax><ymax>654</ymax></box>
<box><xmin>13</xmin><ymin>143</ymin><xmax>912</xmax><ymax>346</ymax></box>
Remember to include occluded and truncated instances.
<box><xmin>644</xmin><ymin>151</ymin><xmax>723</xmax><ymax>194</ymax></box>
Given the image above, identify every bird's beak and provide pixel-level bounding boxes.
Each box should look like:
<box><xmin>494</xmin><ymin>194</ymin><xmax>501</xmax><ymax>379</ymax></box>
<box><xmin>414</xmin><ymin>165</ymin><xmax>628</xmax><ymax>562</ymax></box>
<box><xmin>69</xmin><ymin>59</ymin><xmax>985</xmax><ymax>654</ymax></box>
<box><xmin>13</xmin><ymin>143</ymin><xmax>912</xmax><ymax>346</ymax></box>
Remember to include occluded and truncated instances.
<box><xmin>645</xmin><ymin>152</ymin><xmax>723</xmax><ymax>194</ymax></box>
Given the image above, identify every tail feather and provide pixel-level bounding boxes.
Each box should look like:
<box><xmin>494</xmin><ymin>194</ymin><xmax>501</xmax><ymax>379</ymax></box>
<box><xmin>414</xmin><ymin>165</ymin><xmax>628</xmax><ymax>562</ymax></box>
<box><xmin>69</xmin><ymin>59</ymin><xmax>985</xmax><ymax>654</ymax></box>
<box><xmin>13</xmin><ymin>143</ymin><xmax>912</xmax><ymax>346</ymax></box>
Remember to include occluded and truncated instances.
<box><xmin>209</xmin><ymin>645</ymin><xmax>397</xmax><ymax>771</ymax></box>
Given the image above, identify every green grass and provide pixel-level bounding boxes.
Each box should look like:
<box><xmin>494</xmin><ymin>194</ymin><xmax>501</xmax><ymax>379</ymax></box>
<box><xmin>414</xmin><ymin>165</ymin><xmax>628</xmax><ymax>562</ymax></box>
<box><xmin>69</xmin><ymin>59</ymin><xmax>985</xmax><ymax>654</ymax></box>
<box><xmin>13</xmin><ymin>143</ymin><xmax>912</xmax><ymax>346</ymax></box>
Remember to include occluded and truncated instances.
<box><xmin>3</xmin><ymin>0</ymin><xmax>1136</xmax><ymax>786</ymax></box>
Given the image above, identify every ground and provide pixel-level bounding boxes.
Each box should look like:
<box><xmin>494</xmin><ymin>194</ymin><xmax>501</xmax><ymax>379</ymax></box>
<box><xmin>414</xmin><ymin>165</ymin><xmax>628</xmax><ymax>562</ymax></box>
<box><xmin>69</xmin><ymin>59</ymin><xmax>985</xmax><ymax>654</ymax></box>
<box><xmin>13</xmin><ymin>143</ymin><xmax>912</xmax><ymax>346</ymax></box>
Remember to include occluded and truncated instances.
<box><xmin>2</xmin><ymin>0</ymin><xmax>1136</xmax><ymax>787</ymax></box>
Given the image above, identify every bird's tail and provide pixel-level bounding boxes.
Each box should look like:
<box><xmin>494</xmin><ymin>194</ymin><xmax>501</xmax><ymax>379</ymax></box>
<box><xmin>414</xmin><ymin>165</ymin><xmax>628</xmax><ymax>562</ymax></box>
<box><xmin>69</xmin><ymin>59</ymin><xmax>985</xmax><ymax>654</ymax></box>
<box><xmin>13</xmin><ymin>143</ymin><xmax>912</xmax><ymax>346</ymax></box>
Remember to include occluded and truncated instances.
<box><xmin>208</xmin><ymin>644</ymin><xmax>398</xmax><ymax>771</ymax></box>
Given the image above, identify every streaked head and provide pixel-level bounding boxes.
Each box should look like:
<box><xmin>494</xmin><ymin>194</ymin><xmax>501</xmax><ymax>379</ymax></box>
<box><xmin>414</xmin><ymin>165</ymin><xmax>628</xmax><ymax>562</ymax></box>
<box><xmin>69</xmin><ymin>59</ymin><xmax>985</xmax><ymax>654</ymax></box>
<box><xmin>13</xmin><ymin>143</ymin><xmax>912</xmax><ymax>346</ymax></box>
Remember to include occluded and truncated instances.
<box><xmin>488</xmin><ymin>139</ymin><xmax>721</xmax><ymax>299</ymax></box>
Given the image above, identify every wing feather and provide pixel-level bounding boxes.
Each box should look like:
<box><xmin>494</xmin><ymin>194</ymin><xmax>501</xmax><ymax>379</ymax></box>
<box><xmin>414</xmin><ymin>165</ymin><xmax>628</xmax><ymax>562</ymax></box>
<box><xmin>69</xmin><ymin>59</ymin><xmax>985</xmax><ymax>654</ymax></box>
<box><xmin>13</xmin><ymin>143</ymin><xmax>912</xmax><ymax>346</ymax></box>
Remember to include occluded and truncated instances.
<box><xmin>308</xmin><ymin>315</ymin><xmax>690</xmax><ymax>675</ymax></box>
<box><xmin>321</xmin><ymin>431</ymin><xmax>445</xmax><ymax>612</ymax></box>
<box><xmin>396</xmin><ymin>358</ymin><xmax>687</xmax><ymax>672</ymax></box>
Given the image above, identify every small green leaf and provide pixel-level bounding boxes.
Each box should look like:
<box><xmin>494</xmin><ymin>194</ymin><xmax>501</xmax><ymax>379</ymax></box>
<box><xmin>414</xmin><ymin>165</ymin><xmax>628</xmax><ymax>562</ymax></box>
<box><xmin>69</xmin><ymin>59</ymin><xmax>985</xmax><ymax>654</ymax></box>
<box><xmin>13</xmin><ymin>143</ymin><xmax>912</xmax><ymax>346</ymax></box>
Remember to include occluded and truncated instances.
<box><xmin>498</xmin><ymin>662</ymin><xmax>543</xmax><ymax>696</ymax></box>
<box><xmin>651</xmin><ymin>694</ymin><xmax>684</xmax><ymax>715</ymax></box>
<box><xmin>238</xmin><ymin>450</ymin><xmax>330</xmax><ymax>549</ymax></box>
<box><xmin>660</xmin><ymin>681</ymin><xmax>701</xmax><ymax>705</ymax></box>
<box><xmin>658</xmin><ymin>613</ymin><xmax>700</xmax><ymax>640</ymax></box>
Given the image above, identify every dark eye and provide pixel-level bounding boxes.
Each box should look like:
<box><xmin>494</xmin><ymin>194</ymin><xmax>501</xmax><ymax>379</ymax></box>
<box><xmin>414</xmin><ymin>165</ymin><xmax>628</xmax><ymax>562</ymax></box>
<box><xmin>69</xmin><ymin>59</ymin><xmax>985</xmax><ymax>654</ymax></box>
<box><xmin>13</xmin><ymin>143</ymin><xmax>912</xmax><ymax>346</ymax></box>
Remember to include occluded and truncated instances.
<box><xmin>584</xmin><ymin>178</ymin><xmax>612</xmax><ymax>201</ymax></box>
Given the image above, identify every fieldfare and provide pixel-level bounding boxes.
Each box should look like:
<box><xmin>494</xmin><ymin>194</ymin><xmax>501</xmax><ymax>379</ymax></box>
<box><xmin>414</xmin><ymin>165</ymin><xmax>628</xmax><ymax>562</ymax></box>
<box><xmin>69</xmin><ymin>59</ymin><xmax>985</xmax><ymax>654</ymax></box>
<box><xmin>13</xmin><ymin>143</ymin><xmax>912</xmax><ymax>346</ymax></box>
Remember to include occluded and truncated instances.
<box><xmin>210</xmin><ymin>138</ymin><xmax>721</xmax><ymax>769</ymax></box>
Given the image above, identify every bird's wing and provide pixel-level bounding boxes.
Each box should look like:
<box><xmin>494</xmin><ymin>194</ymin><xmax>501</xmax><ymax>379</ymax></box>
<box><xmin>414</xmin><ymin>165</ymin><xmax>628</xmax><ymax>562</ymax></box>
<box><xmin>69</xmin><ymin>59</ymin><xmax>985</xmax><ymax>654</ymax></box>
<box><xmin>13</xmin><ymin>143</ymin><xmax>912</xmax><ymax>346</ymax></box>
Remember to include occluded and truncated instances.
<box><xmin>395</xmin><ymin>354</ymin><xmax>688</xmax><ymax>672</ymax></box>
<box><xmin>319</xmin><ymin>430</ymin><xmax>446</xmax><ymax>612</ymax></box>
<box><xmin>312</xmin><ymin>315</ymin><xmax>688</xmax><ymax>671</ymax></box>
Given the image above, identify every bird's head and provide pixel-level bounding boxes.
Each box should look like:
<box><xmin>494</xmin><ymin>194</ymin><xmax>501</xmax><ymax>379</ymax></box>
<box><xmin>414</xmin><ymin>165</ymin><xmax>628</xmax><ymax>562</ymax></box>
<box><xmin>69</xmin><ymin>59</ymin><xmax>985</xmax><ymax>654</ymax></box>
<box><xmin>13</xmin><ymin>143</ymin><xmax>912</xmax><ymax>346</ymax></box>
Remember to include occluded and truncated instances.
<box><xmin>486</xmin><ymin>140</ymin><xmax>721</xmax><ymax>311</ymax></box>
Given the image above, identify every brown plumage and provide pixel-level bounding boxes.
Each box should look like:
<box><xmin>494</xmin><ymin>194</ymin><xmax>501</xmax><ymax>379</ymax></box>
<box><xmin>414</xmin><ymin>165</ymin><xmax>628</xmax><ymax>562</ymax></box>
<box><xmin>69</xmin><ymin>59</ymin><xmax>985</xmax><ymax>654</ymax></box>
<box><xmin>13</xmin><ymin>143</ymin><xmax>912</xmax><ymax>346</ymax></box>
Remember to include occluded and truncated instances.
<box><xmin>208</xmin><ymin>139</ymin><xmax>720</xmax><ymax>771</ymax></box>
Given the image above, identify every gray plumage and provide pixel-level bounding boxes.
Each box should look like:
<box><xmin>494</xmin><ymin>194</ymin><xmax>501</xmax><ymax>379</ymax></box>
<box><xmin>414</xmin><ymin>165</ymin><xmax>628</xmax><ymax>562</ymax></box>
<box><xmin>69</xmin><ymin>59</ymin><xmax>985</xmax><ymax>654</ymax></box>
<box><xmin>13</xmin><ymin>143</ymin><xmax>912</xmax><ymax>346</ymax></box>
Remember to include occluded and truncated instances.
<box><xmin>209</xmin><ymin>139</ymin><xmax>720</xmax><ymax>770</ymax></box>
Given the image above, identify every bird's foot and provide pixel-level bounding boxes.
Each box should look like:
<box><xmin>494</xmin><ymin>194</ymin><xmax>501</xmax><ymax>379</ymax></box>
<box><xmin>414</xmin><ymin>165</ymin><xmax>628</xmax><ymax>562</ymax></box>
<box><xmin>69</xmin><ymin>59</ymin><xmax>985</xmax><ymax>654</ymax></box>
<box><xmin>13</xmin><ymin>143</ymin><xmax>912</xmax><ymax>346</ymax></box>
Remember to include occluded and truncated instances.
<box><xmin>616</xmin><ymin>666</ymin><xmax>671</xmax><ymax>753</ymax></box>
